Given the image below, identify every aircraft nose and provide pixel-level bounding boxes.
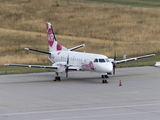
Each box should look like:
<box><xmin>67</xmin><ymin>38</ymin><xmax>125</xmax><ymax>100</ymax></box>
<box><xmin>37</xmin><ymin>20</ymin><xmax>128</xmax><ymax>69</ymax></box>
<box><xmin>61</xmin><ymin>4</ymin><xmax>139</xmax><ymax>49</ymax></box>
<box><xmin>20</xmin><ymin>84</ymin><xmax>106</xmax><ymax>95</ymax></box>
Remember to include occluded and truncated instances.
<box><xmin>107</xmin><ymin>62</ymin><xmax>113</xmax><ymax>72</ymax></box>
<box><xmin>96</xmin><ymin>62</ymin><xmax>113</xmax><ymax>73</ymax></box>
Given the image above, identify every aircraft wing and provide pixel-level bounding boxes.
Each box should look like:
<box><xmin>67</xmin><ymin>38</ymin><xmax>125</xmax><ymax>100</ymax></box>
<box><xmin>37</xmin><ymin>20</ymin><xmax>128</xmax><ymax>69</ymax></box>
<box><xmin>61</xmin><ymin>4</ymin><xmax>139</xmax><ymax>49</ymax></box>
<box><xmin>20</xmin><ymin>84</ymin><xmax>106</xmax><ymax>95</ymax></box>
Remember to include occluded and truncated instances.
<box><xmin>5</xmin><ymin>64</ymin><xmax>58</xmax><ymax>69</ymax></box>
<box><xmin>5</xmin><ymin>64</ymin><xmax>80</xmax><ymax>71</ymax></box>
<box><xmin>113</xmin><ymin>54</ymin><xmax>155</xmax><ymax>64</ymax></box>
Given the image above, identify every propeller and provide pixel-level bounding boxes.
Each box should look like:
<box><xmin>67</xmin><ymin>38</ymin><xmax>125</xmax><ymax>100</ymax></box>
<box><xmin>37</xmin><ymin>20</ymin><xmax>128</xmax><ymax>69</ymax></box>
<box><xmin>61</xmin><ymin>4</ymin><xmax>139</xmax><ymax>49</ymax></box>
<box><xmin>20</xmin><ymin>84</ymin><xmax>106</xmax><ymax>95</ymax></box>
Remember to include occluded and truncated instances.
<box><xmin>65</xmin><ymin>55</ymin><xmax>70</xmax><ymax>78</ymax></box>
<box><xmin>113</xmin><ymin>52</ymin><xmax>116</xmax><ymax>75</ymax></box>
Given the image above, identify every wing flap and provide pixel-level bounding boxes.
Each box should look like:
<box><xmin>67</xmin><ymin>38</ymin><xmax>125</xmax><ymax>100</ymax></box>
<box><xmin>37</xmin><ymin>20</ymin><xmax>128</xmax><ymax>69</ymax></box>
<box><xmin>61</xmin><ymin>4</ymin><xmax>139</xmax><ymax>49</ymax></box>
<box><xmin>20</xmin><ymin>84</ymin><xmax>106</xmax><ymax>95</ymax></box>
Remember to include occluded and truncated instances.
<box><xmin>5</xmin><ymin>64</ymin><xmax>58</xmax><ymax>69</ymax></box>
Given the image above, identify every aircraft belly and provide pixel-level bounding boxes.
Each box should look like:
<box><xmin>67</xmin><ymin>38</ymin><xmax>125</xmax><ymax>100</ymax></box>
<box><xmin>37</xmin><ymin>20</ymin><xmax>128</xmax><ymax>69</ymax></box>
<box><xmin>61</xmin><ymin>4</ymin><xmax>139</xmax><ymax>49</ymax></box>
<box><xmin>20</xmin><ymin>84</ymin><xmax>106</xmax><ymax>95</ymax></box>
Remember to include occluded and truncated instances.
<box><xmin>82</xmin><ymin>66</ymin><xmax>91</xmax><ymax>71</ymax></box>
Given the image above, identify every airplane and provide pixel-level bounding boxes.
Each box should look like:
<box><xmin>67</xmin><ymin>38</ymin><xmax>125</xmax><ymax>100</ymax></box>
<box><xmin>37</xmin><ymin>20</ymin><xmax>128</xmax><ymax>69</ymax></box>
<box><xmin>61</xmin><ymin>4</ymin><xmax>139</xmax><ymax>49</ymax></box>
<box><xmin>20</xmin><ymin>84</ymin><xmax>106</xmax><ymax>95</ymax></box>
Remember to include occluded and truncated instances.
<box><xmin>5</xmin><ymin>22</ymin><xmax>155</xmax><ymax>83</ymax></box>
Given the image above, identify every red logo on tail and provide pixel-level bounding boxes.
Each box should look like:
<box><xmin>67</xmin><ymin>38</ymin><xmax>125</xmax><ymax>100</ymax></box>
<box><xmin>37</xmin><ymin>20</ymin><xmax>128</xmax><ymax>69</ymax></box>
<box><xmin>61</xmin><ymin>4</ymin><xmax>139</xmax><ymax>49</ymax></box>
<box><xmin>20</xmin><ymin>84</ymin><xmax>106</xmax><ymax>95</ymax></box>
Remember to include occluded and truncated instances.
<box><xmin>47</xmin><ymin>29</ymin><xmax>54</xmax><ymax>47</ymax></box>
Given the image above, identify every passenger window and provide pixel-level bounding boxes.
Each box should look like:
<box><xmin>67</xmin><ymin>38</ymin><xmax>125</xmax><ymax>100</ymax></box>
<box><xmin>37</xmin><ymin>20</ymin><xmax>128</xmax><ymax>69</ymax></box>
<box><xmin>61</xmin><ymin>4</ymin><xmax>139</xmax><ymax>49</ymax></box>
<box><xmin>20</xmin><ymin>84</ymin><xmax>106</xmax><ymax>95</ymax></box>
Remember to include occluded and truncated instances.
<box><xmin>94</xmin><ymin>59</ymin><xmax>98</xmax><ymax>62</ymax></box>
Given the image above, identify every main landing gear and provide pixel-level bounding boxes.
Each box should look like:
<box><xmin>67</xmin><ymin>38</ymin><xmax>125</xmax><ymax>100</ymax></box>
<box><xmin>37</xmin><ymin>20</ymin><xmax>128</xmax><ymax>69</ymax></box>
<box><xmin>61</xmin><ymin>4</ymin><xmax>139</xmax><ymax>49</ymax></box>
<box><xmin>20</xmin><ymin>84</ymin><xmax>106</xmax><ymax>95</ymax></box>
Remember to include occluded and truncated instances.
<box><xmin>101</xmin><ymin>75</ymin><xmax>108</xmax><ymax>83</ymax></box>
<box><xmin>54</xmin><ymin>72</ymin><xmax>61</xmax><ymax>81</ymax></box>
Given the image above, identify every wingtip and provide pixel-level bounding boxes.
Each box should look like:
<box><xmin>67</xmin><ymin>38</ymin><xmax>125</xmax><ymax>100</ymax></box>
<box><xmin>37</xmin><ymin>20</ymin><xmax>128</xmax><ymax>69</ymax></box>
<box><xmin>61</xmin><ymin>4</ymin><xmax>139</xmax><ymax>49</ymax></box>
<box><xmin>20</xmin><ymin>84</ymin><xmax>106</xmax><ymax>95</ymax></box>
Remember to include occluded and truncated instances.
<box><xmin>149</xmin><ymin>54</ymin><xmax>156</xmax><ymax>56</ymax></box>
<box><xmin>24</xmin><ymin>48</ymin><xmax>29</xmax><ymax>50</ymax></box>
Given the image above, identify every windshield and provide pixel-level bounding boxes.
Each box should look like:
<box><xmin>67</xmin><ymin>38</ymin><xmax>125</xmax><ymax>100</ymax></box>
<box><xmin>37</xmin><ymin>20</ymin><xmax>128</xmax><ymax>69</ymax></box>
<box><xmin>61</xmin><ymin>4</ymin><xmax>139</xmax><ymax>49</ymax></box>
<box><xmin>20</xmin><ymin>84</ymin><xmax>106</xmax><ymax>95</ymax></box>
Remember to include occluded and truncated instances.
<box><xmin>99</xmin><ymin>59</ymin><xmax>105</xmax><ymax>62</ymax></box>
<box><xmin>105</xmin><ymin>58</ymin><xmax>109</xmax><ymax>62</ymax></box>
<box><xmin>94</xmin><ymin>58</ymin><xmax>109</xmax><ymax>63</ymax></box>
<box><xmin>94</xmin><ymin>59</ymin><xmax>98</xmax><ymax>62</ymax></box>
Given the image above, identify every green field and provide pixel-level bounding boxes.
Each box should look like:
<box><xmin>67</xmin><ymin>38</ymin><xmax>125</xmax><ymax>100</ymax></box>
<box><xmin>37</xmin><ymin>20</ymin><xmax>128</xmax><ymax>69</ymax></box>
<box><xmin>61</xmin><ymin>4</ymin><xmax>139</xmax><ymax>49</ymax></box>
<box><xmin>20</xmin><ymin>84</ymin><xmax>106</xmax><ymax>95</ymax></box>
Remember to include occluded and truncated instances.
<box><xmin>0</xmin><ymin>0</ymin><xmax>159</xmax><ymax>74</ymax></box>
<box><xmin>0</xmin><ymin>65</ymin><xmax>53</xmax><ymax>75</ymax></box>
<box><xmin>67</xmin><ymin>0</ymin><xmax>160</xmax><ymax>8</ymax></box>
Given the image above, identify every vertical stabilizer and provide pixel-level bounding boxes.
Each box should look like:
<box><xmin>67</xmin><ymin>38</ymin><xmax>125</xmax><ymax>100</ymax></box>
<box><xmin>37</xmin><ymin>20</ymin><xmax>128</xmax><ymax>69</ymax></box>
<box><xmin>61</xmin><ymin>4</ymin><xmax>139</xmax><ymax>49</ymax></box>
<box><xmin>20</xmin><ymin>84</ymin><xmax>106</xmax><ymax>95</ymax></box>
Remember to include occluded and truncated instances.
<box><xmin>46</xmin><ymin>22</ymin><xmax>67</xmax><ymax>52</ymax></box>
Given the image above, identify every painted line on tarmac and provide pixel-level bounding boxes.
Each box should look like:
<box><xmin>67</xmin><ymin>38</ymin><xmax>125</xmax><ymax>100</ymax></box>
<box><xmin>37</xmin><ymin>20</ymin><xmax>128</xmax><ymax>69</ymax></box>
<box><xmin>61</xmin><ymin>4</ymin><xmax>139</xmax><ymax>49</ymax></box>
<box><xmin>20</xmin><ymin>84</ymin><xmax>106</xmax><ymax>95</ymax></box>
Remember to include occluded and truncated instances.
<box><xmin>44</xmin><ymin>111</ymin><xmax>160</xmax><ymax>120</ymax></box>
<box><xmin>0</xmin><ymin>103</ymin><xmax>160</xmax><ymax>116</ymax></box>
<box><xmin>112</xmin><ymin>73</ymin><xmax>160</xmax><ymax>79</ymax></box>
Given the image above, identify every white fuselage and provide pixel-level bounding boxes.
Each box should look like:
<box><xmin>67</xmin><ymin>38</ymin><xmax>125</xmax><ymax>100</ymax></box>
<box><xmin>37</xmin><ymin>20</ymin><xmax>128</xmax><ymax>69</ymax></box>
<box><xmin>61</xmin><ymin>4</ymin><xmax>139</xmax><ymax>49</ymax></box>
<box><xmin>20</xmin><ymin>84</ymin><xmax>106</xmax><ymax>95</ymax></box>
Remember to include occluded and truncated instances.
<box><xmin>50</xmin><ymin>51</ymin><xmax>113</xmax><ymax>73</ymax></box>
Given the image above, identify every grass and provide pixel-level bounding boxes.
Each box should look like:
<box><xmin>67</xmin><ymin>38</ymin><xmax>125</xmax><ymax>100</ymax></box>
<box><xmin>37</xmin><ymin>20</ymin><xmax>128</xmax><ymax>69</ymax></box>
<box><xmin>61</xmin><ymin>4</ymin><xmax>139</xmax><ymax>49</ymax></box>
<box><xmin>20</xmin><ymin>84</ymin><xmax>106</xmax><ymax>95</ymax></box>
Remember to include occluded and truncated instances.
<box><xmin>0</xmin><ymin>0</ymin><xmax>160</xmax><ymax>74</ymax></box>
<box><xmin>68</xmin><ymin>0</ymin><xmax>160</xmax><ymax>8</ymax></box>
<box><xmin>0</xmin><ymin>65</ymin><xmax>54</xmax><ymax>75</ymax></box>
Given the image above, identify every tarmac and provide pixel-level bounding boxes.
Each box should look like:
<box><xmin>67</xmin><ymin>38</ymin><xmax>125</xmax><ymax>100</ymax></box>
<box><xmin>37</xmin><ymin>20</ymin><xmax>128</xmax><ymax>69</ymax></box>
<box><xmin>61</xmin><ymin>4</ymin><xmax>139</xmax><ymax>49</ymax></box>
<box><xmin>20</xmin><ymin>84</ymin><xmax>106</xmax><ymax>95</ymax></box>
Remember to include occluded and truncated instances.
<box><xmin>0</xmin><ymin>66</ymin><xmax>160</xmax><ymax>120</ymax></box>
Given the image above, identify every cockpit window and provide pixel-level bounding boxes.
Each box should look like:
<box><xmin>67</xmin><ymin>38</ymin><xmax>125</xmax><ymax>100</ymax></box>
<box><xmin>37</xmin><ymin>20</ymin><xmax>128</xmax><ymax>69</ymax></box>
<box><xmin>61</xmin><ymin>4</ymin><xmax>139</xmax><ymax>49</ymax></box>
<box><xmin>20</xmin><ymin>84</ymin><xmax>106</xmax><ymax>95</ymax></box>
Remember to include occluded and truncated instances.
<box><xmin>94</xmin><ymin>58</ymin><xmax>109</xmax><ymax>63</ymax></box>
<box><xmin>106</xmin><ymin>58</ymin><xmax>109</xmax><ymax>62</ymax></box>
<box><xmin>94</xmin><ymin>59</ymin><xmax>98</xmax><ymax>62</ymax></box>
<box><xmin>99</xmin><ymin>59</ymin><xmax>105</xmax><ymax>62</ymax></box>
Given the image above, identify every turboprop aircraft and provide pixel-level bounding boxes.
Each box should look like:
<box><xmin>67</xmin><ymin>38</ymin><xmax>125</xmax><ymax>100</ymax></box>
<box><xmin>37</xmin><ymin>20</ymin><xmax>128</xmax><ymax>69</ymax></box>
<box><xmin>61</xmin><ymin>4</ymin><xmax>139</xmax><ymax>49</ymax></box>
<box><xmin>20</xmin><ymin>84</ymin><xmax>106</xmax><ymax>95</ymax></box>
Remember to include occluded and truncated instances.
<box><xmin>5</xmin><ymin>22</ymin><xmax>155</xmax><ymax>83</ymax></box>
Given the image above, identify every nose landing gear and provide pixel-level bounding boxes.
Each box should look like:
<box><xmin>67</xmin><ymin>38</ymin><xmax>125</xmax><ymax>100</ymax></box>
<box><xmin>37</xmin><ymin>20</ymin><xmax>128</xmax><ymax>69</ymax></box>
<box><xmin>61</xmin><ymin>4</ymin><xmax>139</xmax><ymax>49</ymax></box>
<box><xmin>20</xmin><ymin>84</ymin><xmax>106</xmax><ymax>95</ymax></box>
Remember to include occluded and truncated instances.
<box><xmin>101</xmin><ymin>75</ymin><xmax>108</xmax><ymax>83</ymax></box>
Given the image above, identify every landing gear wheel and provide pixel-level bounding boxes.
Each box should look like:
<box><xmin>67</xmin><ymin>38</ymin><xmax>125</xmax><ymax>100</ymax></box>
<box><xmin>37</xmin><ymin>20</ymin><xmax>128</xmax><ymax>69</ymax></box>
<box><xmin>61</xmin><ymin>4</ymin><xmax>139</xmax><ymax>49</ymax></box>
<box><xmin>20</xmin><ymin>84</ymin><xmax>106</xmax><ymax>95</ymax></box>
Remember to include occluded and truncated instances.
<box><xmin>101</xmin><ymin>75</ymin><xmax>109</xmax><ymax>78</ymax></box>
<box><xmin>54</xmin><ymin>76</ymin><xmax>61</xmax><ymax>81</ymax></box>
<box><xmin>54</xmin><ymin>72</ymin><xmax>61</xmax><ymax>81</ymax></box>
<box><xmin>102</xmin><ymin>80</ymin><xmax>108</xmax><ymax>83</ymax></box>
<box><xmin>101</xmin><ymin>74</ymin><xmax>108</xmax><ymax>84</ymax></box>
<box><xmin>101</xmin><ymin>75</ymin><xmax>104</xmax><ymax>78</ymax></box>
<box><xmin>105</xmin><ymin>80</ymin><xmax>108</xmax><ymax>83</ymax></box>
<box><xmin>102</xmin><ymin>80</ymin><xmax>105</xmax><ymax>83</ymax></box>
<box><xmin>105</xmin><ymin>75</ymin><xmax>109</xmax><ymax>78</ymax></box>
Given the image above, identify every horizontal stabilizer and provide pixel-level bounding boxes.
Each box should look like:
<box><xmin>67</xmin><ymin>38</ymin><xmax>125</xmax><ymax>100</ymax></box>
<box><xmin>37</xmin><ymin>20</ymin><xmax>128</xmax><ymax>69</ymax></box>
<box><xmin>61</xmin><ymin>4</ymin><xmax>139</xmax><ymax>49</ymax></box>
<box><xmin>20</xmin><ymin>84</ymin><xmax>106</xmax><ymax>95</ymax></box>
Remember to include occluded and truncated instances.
<box><xmin>24</xmin><ymin>48</ymin><xmax>51</xmax><ymax>55</ymax></box>
<box><xmin>5</xmin><ymin>64</ymin><xmax>57</xmax><ymax>69</ymax></box>
<box><xmin>69</xmin><ymin>44</ymin><xmax>85</xmax><ymax>51</ymax></box>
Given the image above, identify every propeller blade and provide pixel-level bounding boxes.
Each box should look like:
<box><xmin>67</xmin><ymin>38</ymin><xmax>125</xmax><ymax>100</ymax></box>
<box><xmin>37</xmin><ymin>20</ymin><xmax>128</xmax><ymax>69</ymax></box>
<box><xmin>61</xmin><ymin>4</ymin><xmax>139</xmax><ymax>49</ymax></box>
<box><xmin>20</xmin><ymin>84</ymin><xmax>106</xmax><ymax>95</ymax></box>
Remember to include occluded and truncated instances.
<box><xmin>113</xmin><ymin>63</ymin><xmax>116</xmax><ymax>75</ymax></box>
<box><xmin>113</xmin><ymin>52</ymin><xmax>116</xmax><ymax>75</ymax></box>
<box><xmin>114</xmin><ymin>52</ymin><xmax>116</xmax><ymax>60</ymax></box>
<box><xmin>67</xmin><ymin>54</ymin><xmax>69</xmax><ymax>64</ymax></box>
<box><xmin>65</xmin><ymin>54</ymin><xmax>69</xmax><ymax>78</ymax></box>
<box><xmin>66</xmin><ymin>68</ymin><xmax>68</xmax><ymax>78</ymax></box>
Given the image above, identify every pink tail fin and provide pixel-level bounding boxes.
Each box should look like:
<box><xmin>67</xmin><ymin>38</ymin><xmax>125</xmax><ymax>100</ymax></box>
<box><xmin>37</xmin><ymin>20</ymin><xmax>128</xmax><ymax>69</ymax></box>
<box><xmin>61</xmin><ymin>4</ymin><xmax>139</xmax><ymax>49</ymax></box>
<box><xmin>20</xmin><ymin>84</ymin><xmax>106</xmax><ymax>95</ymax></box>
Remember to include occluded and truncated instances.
<box><xmin>46</xmin><ymin>22</ymin><xmax>67</xmax><ymax>52</ymax></box>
